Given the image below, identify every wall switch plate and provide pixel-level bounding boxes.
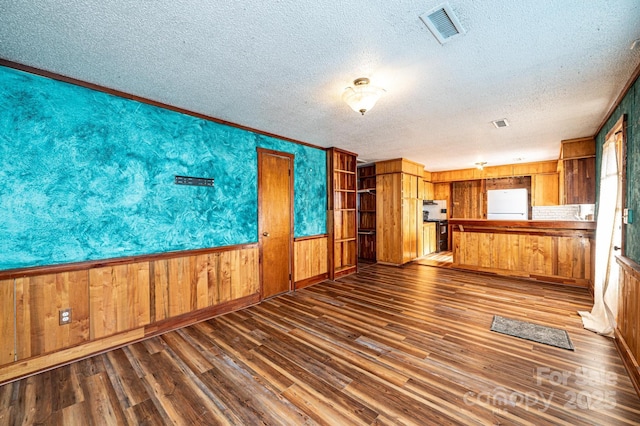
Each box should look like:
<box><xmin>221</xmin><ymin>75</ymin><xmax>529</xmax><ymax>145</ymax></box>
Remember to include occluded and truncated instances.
<box><xmin>59</xmin><ymin>308</ymin><xmax>72</xmax><ymax>325</ymax></box>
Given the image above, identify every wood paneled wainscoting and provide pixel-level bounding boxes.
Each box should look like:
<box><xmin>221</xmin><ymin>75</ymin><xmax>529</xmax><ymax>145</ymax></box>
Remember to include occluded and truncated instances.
<box><xmin>0</xmin><ymin>244</ymin><xmax>259</xmax><ymax>384</ymax></box>
<box><xmin>294</xmin><ymin>235</ymin><xmax>328</xmax><ymax>289</ymax></box>
<box><xmin>2</xmin><ymin>263</ymin><xmax>640</xmax><ymax>424</ymax></box>
<box><xmin>616</xmin><ymin>256</ymin><xmax>640</xmax><ymax>396</ymax></box>
<box><xmin>450</xmin><ymin>219</ymin><xmax>595</xmax><ymax>287</ymax></box>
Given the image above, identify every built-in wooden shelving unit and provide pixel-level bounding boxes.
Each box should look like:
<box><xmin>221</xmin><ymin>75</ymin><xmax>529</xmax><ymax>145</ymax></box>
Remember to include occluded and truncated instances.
<box><xmin>357</xmin><ymin>164</ymin><xmax>376</xmax><ymax>261</ymax></box>
<box><xmin>327</xmin><ymin>148</ymin><xmax>357</xmax><ymax>279</ymax></box>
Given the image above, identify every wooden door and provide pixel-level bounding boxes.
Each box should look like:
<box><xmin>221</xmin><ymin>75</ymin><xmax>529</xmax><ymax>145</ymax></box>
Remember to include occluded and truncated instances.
<box><xmin>258</xmin><ymin>149</ymin><xmax>293</xmax><ymax>299</ymax></box>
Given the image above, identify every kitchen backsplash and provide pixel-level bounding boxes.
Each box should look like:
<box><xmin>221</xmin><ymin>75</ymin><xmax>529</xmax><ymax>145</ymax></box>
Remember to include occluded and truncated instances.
<box><xmin>532</xmin><ymin>204</ymin><xmax>595</xmax><ymax>221</ymax></box>
<box><xmin>423</xmin><ymin>200</ymin><xmax>447</xmax><ymax>220</ymax></box>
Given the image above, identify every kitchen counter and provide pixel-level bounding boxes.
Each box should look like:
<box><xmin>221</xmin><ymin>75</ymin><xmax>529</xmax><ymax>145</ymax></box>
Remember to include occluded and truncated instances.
<box><xmin>449</xmin><ymin>219</ymin><xmax>595</xmax><ymax>287</ymax></box>
<box><xmin>448</xmin><ymin>218</ymin><xmax>595</xmax><ymax>230</ymax></box>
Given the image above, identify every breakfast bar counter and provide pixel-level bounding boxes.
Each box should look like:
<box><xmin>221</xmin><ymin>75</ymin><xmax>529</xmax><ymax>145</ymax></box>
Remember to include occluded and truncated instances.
<box><xmin>448</xmin><ymin>219</ymin><xmax>596</xmax><ymax>287</ymax></box>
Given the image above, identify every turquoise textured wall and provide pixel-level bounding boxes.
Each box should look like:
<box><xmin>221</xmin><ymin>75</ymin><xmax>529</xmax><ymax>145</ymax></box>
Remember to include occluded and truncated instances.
<box><xmin>596</xmin><ymin>73</ymin><xmax>639</xmax><ymax>263</ymax></box>
<box><xmin>0</xmin><ymin>66</ymin><xmax>326</xmax><ymax>271</ymax></box>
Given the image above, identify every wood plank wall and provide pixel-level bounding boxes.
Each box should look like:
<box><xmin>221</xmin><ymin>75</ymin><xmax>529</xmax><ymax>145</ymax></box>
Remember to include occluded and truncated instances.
<box><xmin>294</xmin><ymin>235</ymin><xmax>328</xmax><ymax>288</ymax></box>
<box><xmin>0</xmin><ymin>280</ymin><xmax>15</xmax><ymax>365</ymax></box>
<box><xmin>152</xmin><ymin>249</ymin><xmax>258</xmax><ymax>321</ymax></box>
<box><xmin>451</xmin><ymin>224</ymin><xmax>594</xmax><ymax>286</ymax></box>
<box><xmin>451</xmin><ymin>180</ymin><xmax>484</xmax><ymax>218</ymax></box>
<box><xmin>616</xmin><ymin>256</ymin><xmax>640</xmax><ymax>395</ymax></box>
<box><xmin>90</xmin><ymin>264</ymin><xmax>150</xmax><ymax>339</ymax></box>
<box><xmin>0</xmin><ymin>244</ymin><xmax>259</xmax><ymax>384</ymax></box>
<box><xmin>16</xmin><ymin>271</ymin><xmax>90</xmax><ymax>360</ymax></box>
<box><xmin>563</xmin><ymin>157</ymin><xmax>597</xmax><ymax>204</ymax></box>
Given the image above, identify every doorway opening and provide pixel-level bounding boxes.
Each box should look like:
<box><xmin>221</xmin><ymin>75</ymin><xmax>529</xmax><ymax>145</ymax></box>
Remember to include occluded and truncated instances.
<box><xmin>579</xmin><ymin>115</ymin><xmax>627</xmax><ymax>336</ymax></box>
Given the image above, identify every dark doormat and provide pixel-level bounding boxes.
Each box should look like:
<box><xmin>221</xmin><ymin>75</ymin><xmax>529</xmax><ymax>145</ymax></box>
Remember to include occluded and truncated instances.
<box><xmin>490</xmin><ymin>315</ymin><xmax>575</xmax><ymax>351</ymax></box>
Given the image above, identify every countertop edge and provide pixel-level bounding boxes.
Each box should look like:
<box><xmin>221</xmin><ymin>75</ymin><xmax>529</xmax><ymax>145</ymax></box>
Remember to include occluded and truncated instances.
<box><xmin>448</xmin><ymin>219</ymin><xmax>596</xmax><ymax>230</ymax></box>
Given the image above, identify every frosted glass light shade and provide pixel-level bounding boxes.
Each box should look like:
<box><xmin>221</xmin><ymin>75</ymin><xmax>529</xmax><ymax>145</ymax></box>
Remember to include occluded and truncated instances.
<box><xmin>342</xmin><ymin>78</ymin><xmax>385</xmax><ymax>115</ymax></box>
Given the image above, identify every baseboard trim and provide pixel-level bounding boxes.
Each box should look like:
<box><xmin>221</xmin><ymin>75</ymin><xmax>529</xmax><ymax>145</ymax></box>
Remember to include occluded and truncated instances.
<box><xmin>295</xmin><ymin>273</ymin><xmax>328</xmax><ymax>290</ymax></box>
<box><xmin>614</xmin><ymin>328</ymin><xmax>640</xmax><ymax>399</ymax></box>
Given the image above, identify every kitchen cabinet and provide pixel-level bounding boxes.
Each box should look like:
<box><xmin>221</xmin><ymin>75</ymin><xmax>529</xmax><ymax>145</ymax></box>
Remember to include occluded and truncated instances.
<box><xmin>532</xmin><ymin>173</ymin><xmax>559</xmax><ymax>206</ymax></box>
<box><xmin>422</xmin><ymin>222</ymin><xmax>437</xmax><ymax>256</ymax></box>
<box><xmin>558</xmin><ymin>137</ymin><xmax>596</xmax><ymax>205</ymax></box>
<box><xmin>327</xmin><ymin>148</ymin><xmax>358</xmax><ymax>278</ymax></box>
<box><xmin>433</xmin><ymin>183</ymin><xmax>451</xmax><ymax>218</ymax></box>
<box><xmin>560</xmin><ymin>157</ymin><xmax>596</xmax><ymax>204</ymax></box>
<box><xmin>402</xmin><ymin>196</ymin><xmax>420</xmax><ymax>261</ymax></box>
<box><xmin>424</xmin><ymin>181</ymin><xmax>434</xmax><ymax>200</ymax></box>
<box><xmin>403</xmin><ymin>173</ymin><xmax>424</xmax><ymax>261</ymax></box>
<box><xmin>376</xmin><ymin>159</ymin><xmax>425</xmax><ymax>265</ymax></box>
<box><xmin>431</xmin><ymin>161</ymin><xmax>558</xmax><ymax>183</ymax></box>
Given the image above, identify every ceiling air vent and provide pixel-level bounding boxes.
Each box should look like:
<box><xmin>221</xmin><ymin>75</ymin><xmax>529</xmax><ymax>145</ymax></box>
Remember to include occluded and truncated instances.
<box><xmin>491</xmin><ymin>118</ymin><xmax>510</xmax><ymax>128</ymax></box>
<box><xmin>420</xmin><ymin>3</ymin><xmax>465</xmax><ymax>45</ymax></box>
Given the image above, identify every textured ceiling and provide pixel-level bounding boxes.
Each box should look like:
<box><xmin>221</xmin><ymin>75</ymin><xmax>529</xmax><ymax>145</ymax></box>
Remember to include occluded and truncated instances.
<box><xmin>1</xmin><ymin>0</ymin><xmax>639</xmax><ymax>171</ymax></box>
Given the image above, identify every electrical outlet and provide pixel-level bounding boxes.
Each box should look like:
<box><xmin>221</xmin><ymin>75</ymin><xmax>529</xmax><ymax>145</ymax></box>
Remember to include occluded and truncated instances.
<box><xmin>59</xmin><ymin>308</ymin><xmax>72</xmax><ymax>325</ymax></box>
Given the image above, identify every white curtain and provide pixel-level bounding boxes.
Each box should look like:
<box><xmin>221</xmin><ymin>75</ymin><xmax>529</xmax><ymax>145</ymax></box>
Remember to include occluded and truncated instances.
<box><xmin>578</xmin><ymin>139</ymin><xmax>622</xmax><ymax>337</ymax></box>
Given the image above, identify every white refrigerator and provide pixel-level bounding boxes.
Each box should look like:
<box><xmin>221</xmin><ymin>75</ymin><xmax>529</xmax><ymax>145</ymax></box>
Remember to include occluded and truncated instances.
<box><xmin>487</xmin><ymin>188</ymin><xmax>528</xmax><ymax>220</ymax></box>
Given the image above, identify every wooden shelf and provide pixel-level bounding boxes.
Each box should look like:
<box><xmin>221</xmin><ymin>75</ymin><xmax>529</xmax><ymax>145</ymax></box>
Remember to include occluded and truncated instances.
<box><xmin>357</xmin><ymin>164</ymin><xmax>377</xmax><ymax>262</ymax></box>
<box><xmin>328</xmin><ymin>148</ymin><xmax>358</xmax><ymax>279</ymax></box>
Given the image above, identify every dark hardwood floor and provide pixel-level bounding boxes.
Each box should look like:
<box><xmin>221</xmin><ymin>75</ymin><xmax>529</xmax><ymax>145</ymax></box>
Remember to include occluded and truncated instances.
<box><xmin>1</xmin><ymin>263</ymin><xmax>639</xmax><ymax>425</ymax></box>
<box><xmin>414</xmin><ymin>251</ymin><xmax>454</xmax><ymax>268</ymax></box>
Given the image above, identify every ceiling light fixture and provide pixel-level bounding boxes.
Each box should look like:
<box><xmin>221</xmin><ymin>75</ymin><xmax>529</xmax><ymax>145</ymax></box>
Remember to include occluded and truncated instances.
<box><xmin>475</xmin><ymin>162</ymin><xmax>487</xmax><ymax>170</ymax></box>
<box><xmin>342</xmin><ymin>78</ymin><xmax>385</xmax><ymax>115</ymax></box>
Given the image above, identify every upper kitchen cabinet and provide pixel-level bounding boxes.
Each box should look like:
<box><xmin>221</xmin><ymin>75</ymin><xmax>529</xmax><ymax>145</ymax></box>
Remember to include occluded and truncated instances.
<box><xmin>558</xmin><ymin>137</ymin><xmax>596</xmax><ymax>204</ymax></box>
<box><xmin>433</xmin><ymin>183</ymin><xmax>451</xmax><ymax>219</ymax></box>
<box><xmin>532</xmin><ymin>173</ymin><xmax>559</xmax><ymax>206</ymax></box>
<box><xmin>375</xmin><ymin>159</ymin><xmax>425</xmax><ymax>265</ymax></box>
<box><xmin>423</xmin><ymin>171</ymin><xmax>435</xmax><ymax>200</ymax></box>
<box><xmin>327</xmin><ymin>148</ymin><xmax>358</xmax><ymax>279</ymax></box>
